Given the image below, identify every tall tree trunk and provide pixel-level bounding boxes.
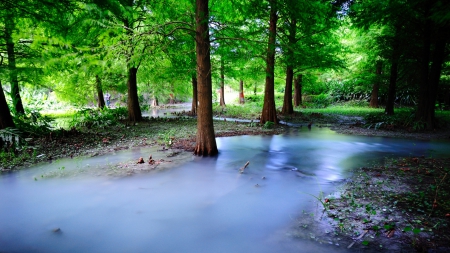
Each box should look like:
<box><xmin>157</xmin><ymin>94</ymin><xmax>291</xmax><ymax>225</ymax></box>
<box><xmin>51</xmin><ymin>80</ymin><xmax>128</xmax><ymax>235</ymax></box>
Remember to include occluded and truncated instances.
<box><xmin>282</xmin><ymin>18</ymin><xmax>296</xmax><ymax>114</ymax></box>
<box><xmin>260</xmin><ymin>0</ymin><xmax>278</xmax><ymax>124</ymax></box>
<box><xmin>191</xmin><ymin>76</ymin><xmax>198</xmax><ymax>115</ymax></box>
<box><xmin>294</xmin><ymin>74</ymin><xmax>302</xmax><ymax>107</ymax></box>
<box><xmin>416</xmin><ymin>16</ymin><xmax>432</xmax><ymax>125</ymax></box>
<box><xmin>385</xmin><ymin>26</ymin><xmax>401</xmax><ymax>115</ymax></box>
<box><xmin>194</xmin><ymin>0</ymin><xmax>217</xmax><ymax>156</ymax></box>
<box><xmin>96</xmin><ymin>75</ymin><xmax>106</xmax><ymax>109</ymax></box>
<box><xmin>5</xmin><ymin>16</ymin><xmax>24</xmax><ymax>115</ymax></box>
<box><xmin>239</xmin><ymin>80</ymin><xmax>245</xmax><ymax>104</ymax></box>
<box><xmin>417</xmin><ymin>28</ymin><xmax>447</xmax><ymax>129</ymax></box>
<box><xmin>127</xmin><ymin>67</ymin><xmax>142</xmax><ymax>122</ymax></box>
<box><xmin>369</xmin><ymin>60</ymin><xmax>382</xmax><ymax>108</ymax></box>
<box><xmin>219</xmin><ymin>58</ymin><xmax>225</xmax><ymax>107</ymax></box>
<box><xmin>0</xmin><ymin>81</ymin><xmax>15</xmax><ymax>129</ymax></box>
<box><xmin>281</xmin><ymin>66</ymin><xmax>294</xmax><ymax>114</ymax></box>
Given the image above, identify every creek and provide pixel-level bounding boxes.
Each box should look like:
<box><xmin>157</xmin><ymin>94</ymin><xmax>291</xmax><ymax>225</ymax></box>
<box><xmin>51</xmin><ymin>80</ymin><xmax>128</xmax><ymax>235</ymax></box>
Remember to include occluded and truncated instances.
<box><xmin>1</xmin><ymin>127</ymin><xmax>450</xmax><ymax>253</ymax></box>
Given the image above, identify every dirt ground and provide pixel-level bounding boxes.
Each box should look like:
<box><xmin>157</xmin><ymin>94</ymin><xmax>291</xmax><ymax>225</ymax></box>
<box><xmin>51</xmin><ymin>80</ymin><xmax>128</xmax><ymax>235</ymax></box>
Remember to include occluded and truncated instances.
<box><xmin>2</xmin><ymin>114</ymin><xmax>450</xmax><ymax>252</ymax></box>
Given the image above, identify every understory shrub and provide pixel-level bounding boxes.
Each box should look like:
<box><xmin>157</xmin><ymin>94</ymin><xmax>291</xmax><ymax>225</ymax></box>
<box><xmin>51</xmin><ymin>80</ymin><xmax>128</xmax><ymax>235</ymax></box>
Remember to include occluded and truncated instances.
<box><xmin>69</xmin><ymin>107</ymin><xmax>127</xmax><ymax>129</ymax></box>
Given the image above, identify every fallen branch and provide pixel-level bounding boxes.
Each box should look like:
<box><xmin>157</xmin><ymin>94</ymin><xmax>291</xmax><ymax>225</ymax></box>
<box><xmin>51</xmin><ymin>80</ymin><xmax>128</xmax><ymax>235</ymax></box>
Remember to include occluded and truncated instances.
<box><xmin>239</xmin><ymin>161</ymin><xmax>250</xmax><ymax>173</ymax></box>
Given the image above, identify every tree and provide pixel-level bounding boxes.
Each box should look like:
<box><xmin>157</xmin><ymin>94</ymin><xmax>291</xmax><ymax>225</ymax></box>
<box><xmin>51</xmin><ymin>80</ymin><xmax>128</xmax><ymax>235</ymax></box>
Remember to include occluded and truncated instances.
<box><xmin>194</xmin><ymin>0</ymin><xmax>218</xmax><ymax>156</ymax></box>
<box><xmin>0</xmin><ymin>81</ymin><xmax>15</xmax><ymax>129</ymax></box>
<box><xmin>260</xmin><ymin>0</ymin><xmax>278</xmax><ymax>125</ymax></box>
<box><xmin>239</xmin><ymin>79</ymin><xmax>245</xmax><ymax>104</ymax></box>
<box><xmin>369</xmin><ymin>60</ymin><xmax>383</xmax><ymax>108</ymax></box>
<box><xmin>293</xmin><ymin>74</ymin><xmax>302</xmax><ymax>106</ymax></box>
<box><xmin>415</xmin><ymin>0</ymin><xmax>450</xmax><ymax>129</ymax></box>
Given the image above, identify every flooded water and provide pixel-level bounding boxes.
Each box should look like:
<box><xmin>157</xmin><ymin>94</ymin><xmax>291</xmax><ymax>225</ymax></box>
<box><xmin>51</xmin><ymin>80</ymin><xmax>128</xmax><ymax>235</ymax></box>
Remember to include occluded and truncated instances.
<box><xmin>1</xmin><ymin>127</ymin><xmax>450</xmax><ymax>253</ymax></box>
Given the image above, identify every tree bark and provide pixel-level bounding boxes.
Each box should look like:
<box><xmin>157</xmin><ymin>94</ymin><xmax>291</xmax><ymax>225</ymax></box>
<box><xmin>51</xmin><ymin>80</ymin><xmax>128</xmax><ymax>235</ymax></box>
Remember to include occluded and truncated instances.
<box><xmin>281</xmin><ymin>66</ymin><xmax>294</xmax><ymax>114</ymax></box>
<box><xmin>416</xmin><ymin>16</ymin><xmax>432</xmax><ymax>124</ymax></box>
<box><xmin>96</xmin><ymin>75</ymin><xmax>106</xmax><ymax>109</ymax></box>
<box><xmin>369</xmin><ymin>61</ymin><xmax>382</xmax><ymax>108</ymax></box>
<box><xmin>219</xmin><ymin>58</ymin><xmax>226</xmax><ymax>107</ymax></box>
<box><xmin>260</xmin><ymin>0</ymin><xmax>278</xmax><ymax>124</ymax></box>
<box><xmin>385</xmin><ymin>26</ymin><xmax>401</xmax><ymax>115</ymax></box>
<box><xmin>127</xmin><ymin>67</ymin><xmax>142</xmax><ymax>122</ymax></box>
<box><xmin>294</xmin><ymin>74</ymin><xmax>302</xmax><ymax>107</ymax></box>
<box><xmin>0</xmin><ymin>81</ymin><xmax>15</xmax><ymax>129</ymax></box>
<box><xmin>239</xmin><ymin>80</ymin><xmax>245</xmax><ymax>104</ymax></box>
<box><xmin>416</xmin><ymin>26</ymin><xmax>447</xmax><ymax>129</ymax></box>
<box><xmin>194</xmin><ymin>0</ymin><xmax>218</xmax><ymax>156</ymax></box>
<box><xmin>5</xmin><ymin>16</ymin><xmax>24</xmax><ymax>114</ymax></box>
<box><xmin>191</xmin><ymin>76</ymin><xmax>198</xmax><ymax>115</ymax></box>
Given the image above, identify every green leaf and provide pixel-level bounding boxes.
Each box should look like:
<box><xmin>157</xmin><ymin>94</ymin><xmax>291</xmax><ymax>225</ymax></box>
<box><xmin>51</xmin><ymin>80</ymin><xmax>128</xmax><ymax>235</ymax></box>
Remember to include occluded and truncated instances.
<box><xmin>362</xmin><ymin>240</ymin><xmax>369</xmax><ymax>246</ymax></box>
<box><xmin>403</xmin><ymin>226</ymin><xmax>412</xmax><ymax>232</ymax></box>
<box><xmin>413</xmin><ymin>228</ymin><xmax>421</xmax><ymax>235</ymax></box>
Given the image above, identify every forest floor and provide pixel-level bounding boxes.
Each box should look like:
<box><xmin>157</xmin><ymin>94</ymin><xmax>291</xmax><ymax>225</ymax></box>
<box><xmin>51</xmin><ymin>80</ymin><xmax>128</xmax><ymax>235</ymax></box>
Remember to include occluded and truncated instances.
<box><xmin>1</xmin><ymin>110</ymin><xmax>450</xmax><ymax>252</ymax></box>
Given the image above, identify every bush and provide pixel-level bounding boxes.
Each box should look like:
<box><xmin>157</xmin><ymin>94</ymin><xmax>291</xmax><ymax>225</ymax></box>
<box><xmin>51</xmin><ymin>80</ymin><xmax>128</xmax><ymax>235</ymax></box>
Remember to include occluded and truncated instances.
<box><xmin>69</xmin><ymin>107</ymin><xmax>127</xmax><ymax>129</ymax></box>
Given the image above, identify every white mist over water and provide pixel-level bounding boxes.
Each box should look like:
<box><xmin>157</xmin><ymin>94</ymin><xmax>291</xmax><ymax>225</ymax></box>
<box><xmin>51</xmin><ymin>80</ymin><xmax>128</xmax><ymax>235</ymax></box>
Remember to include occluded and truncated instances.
<box><xmin>1</xmin><ymin>127</ymin><xmax>449</xmax><ymax>253</ymax></box>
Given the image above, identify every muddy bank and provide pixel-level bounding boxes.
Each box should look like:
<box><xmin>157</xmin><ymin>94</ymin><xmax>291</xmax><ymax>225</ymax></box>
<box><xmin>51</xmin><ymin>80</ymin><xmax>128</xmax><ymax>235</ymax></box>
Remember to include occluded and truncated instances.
<box><xmin>289</xmin><ymin>156</ymin><xmax>450</xmax><ymax>252</ymax></box>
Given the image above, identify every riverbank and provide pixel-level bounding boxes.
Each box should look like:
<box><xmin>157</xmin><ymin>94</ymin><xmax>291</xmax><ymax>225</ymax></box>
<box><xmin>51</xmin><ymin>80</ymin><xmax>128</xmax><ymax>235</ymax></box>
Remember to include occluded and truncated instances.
<box><xmin>2</xmin><ymin>113</ymin><xmax>450</xmax><ymax>252</ymax></box>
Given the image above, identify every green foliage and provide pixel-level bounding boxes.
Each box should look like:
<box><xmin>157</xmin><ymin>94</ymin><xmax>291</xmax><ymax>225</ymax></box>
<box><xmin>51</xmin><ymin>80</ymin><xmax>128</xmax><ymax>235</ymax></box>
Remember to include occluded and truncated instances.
<box><xmin>263</xmin><ymin>121</ymin><xmax>274</xmax><ymax>129</ymax></box>
<box><xmin>363</xmin><ymin>109</ymin><xmax>427</xmax><ymax>130</ymax></box>
<box><xmin>304</xmin><ymin>94</ymin><xmax>332</xmax><ymax>108</ymax></box>
<box><xmin>13</xmin><ymin>109</ymin><xmax>54</xmax><ymax>136</ymax></box>
<box><xmin>69</xmin><ymin>107</ymin><xmax>127</xmax><ymax>129</ymax></box>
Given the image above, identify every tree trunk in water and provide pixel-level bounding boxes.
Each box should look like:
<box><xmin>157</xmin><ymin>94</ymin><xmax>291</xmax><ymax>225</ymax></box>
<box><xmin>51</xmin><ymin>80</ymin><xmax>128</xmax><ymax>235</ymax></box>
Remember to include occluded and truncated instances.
<box><xmin>239</xmin><ymin>80</ymin><xmax>245</xmax><ymax>104</ymax></box>
<box><xmin>5</xmin><ymin>17</ymin><xmax>24</xmax><ymax>115</ymax></box>
<box><xmin>260</xmin><ymin>0</ymin><xmax>278</xmax><ymax>124</ymax></box>
<box><xmin>191</xmin><ymin>76</ymin><xmax>198</xmax><ymax>115</ymax></box>
<box><xmin>219</xmin><ymin>59</ymin><xmax>226</xmax><ymax>107</ymax></box>
<box><xmin>369</xmin><ymin>61</ymin><xmax>382</xmax><ymax>108</ymax></box>
<box><xmin>281</xmin><ymin>66</ymin><xmax>294</xmax><ymax>114</ymax></box>
<box><xmin>96</xmin><ymin>75</ymin><xmax>106</xmax><ymax>109</ymax></box>
<box><xmin>294</xmin><ymin>74</ymin><xmax>302</xmax><ymax>107</ymax></box>
<box><xmin>385</xmin><ymin>26</ymin><xmax>401</xmax><ymax>115</ymax></box>
<box><xmin>127</xmin><ymin>67</ymin><xmax>142</xmax><ymax>122</ymax></box>
<box><xmin>194</xmin><ymin>0</ymin><xmax>218</xmax><ymax>156</ymax></box>
<box><xmin>0</xmin><ymin>81</ymin><xmax>15</xmax><ymax>129</ymax></box>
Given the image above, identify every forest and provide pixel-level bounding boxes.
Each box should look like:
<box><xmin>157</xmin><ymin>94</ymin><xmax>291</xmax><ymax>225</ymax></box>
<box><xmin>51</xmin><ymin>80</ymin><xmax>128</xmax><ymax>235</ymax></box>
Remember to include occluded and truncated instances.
<box><xmin>2</xmin><ymin>1</ymin><xmax>450</xmax><ymax>252</ymax></box>
<box><xmin>1</xmin><ymin>0</ymin><xmax>450</xmax><ymax>155</ymax></box>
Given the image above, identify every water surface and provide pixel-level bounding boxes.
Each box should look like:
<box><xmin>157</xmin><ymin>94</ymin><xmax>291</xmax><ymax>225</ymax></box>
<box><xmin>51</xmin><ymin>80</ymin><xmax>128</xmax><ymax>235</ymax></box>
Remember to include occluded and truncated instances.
<box><xmin>1</xmin><ymin>127</ymin><xmax>449</xmax><ymax>253</ymax></box>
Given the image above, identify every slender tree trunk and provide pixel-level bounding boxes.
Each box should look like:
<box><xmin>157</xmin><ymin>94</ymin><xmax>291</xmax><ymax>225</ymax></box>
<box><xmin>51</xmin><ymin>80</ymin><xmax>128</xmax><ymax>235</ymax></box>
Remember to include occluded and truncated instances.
<box><xmin>239</xmin><ymin>80</ymin><xmax>245</xmax><ymax>104</ymax></box>
<box><xmin>260</xmin><ymin>0</ymin><xmax>278</xmax><ymax>124</ymax></box>
<box><xmin>0</xmin><ymin>81</ymin><xmax>15</xmax><ymax>129</ymax></box>
<box><xmin>282</xmin><ymin>66</ymin><xmax>294</xmax><ymax>114</ymax></box>
<box><xmin>152</xmin><ymin>96</ymin><xmax>159</xmax><ymax>107</ymax></box>
<box><xmin>127</xmin><ymin>67</ymin><xmax>142</xmax><ymax>122</ymax></box>
<box><xmin>219</xmin><ymin>58</ymin><xmax>225</xmax><ymax>107</ymax></box>
<box><xmin>5</xmin><ymin>17</ymin><xmax>24</xmax><ymax>115</ymax></box>
<box><xmin>191</xmin><ymin>76</ymin><xmax>198</xmax><ymax>115</ymax></box>
<box><xmin>385</xmin><ymin>26</ymin><xmax>401</xmax><ymax>115</ymax></box>
<box><xmin>294</xmin><ymin>74</ymin><xmax>302</xmax><ymax>107</ymax></box>
<box><xmin>96</xmin><ymin>75</ymin><xmax>106</xmax><ymax>109</ymax></box>
<box><xmin>282</xmin><ymin>18</ymin><xmax>296</xmax><ymax>114</ymax></box>
<box><xmin>194</xmin><ymin>0</ymin><xmax>217</xmax><ymax>156</ymax></box>
<box><xmin>369</xmin><ymin>61</ymin><xmax>382</xmax><ymax>108</ymax></box>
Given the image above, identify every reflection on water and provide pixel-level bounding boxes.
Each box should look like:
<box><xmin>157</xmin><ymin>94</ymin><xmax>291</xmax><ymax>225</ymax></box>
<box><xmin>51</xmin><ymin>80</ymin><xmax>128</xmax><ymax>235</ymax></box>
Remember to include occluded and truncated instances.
<box><xmin>1</xmin><ymin>127</ymin><xmax>450</xmax><ymax>253</ymax></box>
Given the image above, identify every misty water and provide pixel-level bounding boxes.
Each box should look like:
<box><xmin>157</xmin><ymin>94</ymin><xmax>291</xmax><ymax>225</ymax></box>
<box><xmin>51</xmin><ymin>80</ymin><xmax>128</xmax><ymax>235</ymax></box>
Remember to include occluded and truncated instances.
<box><xmin>1</xmin><ymin>127</ymin><xmax>450</xmax><ymax>253</ymax></box>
